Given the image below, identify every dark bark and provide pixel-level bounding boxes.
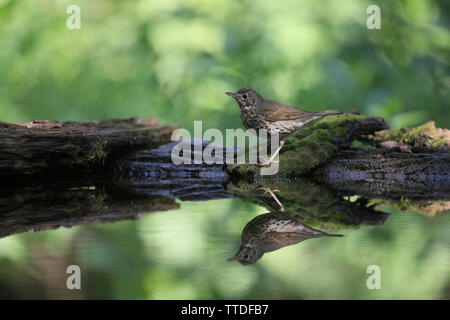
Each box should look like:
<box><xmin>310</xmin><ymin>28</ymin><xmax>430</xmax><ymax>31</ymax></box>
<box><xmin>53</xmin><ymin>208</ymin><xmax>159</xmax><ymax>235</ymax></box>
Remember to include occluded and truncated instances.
<box><xmin>0</xmin><ymin>118</ymin><xmax>178</xmax><ymax>177</ymax></box>
<box><xmin>315</xmin><ymin>148</ymin><xmax>450</xmax><ymax>199</ymax></box>
<box><xmin>112</xmin><ymin>141</ymin><xmax>231</xmax><ymax>201</ymax></box>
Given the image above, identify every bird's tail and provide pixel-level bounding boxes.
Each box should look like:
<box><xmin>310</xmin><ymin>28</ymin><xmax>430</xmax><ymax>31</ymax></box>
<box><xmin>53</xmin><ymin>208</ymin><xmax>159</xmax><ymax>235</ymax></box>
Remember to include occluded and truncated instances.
<box><xmin>317</xmin><ymin>109</ymin><xmax>360</xmax><ymax>117</ymax></box>
<box><xmin>344</xmin><ymin>108</ymin><xmax>361</xmax><ymax>115</ymax></box>
<box><xmin>316</xmin><ymin>110</ymin><xmax>343</xmax><ymax>117</ymax></box>
<box><xmin>325</xmin><ymin>233</ymin><xmax>344</xmax><ymax>237</ymax></box>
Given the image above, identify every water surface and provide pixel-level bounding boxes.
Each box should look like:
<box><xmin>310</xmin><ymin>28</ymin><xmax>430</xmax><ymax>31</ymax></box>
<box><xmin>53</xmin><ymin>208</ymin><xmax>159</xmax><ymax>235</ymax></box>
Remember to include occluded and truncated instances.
<box><xmin>0</xmin><ymin>180</ymin><xmax>448</xmax><ymax>299</ymax></box>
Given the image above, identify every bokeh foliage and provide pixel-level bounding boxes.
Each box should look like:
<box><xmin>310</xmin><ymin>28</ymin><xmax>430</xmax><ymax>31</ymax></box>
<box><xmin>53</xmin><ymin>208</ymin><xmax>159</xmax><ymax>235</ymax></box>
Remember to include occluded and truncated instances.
<box><xmin>0</xmin><ymin>0</ymin><xmax>449</xmax><ymax>299</ymax></box>
<box><xmin>0</xmin><ymin>0</ymin><xmax>448</xmax><ymax>130</ymax></box>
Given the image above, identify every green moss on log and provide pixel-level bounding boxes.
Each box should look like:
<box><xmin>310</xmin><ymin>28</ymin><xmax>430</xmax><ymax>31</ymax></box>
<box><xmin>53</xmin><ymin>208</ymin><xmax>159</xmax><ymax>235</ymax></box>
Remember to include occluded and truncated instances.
<box><xmin>60</xmin><ymin>138</ymin><xmax>107</xmax><ymax>167</ymax></box>
<box><xmin>227</xmin><ymin>113</ymin><xmax>387</xmax><ymax>177</ymax></box>
<box><xmin>372</xmin><ymin>199</ymin><xmax>450</xmax><ymax>217</ymax></box>
<box><xmin>369</xmin><ymin>121</ymin><xmax>450</xmax><ymax>148</ymax></box>
<box><xmin>278</xmin><ymin>114</ymin><xmax>366</xmax><ymax>175</ymax></box>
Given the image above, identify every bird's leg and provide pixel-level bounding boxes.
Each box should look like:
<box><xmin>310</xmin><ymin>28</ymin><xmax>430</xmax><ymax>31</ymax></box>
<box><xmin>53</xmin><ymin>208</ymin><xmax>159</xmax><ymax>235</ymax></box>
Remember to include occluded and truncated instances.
<box><xmin>257</xmin><ymin>187</ymin><xmax>285</xmax><ymax>212</ymax></box>
<box><xmin>258</xmin><ymin>140</ymin><xmax>284</xmax><ymax>167</ymax></box>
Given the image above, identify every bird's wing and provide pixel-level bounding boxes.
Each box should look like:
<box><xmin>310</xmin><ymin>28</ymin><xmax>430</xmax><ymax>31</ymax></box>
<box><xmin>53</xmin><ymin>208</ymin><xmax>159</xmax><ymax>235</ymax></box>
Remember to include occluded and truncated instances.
<box><xmin>261</xmin><ymin>99</ymin><xmax>343</xmax><ymax>121</ymax></box>
<box><xmin>260</xmin><ymin>232</ymin><xmax>311</xmax><ymax>253</ymax></box>
<box><xmin>261</xmin><ymin>99</ymin><xmax>310</xmax><ymax>121</ymax></box>
<box><xmin>262</xmin><ymin>229</ymin><xmax>342</xmax><ymax>253</ymax></box>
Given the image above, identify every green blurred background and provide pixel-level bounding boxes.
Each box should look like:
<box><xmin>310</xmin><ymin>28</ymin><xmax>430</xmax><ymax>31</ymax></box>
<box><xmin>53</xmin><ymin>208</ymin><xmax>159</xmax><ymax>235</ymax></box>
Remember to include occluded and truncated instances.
<box><xmin>0</xmin><ymin>0</ymin><xmax>449</xmax><ymax>299</ymax></box>
<box><xmin>1</xmin><ymin>0</ymin><xmax>449</xmax><ymax>130</ymax></box>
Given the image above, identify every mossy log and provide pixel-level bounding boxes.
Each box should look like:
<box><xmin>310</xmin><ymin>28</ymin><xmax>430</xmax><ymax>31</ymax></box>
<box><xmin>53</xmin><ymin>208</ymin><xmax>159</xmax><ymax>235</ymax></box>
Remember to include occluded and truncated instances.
<box><xmin>227</xmin><ymin>114</ymin><xmax>389</xmax><ymax>177</ymax></box>
<box><xmin>0</xmin><ymin>118</ymin><xmax>178</xmax><ymax>177</ymax></box>
<box><xmin>109</xmin><ymin>117</ymin><xmax>448</xmax><ymax>212</ymax></box>
<box><xmin>2</xmin><ymin>115</ymin><xmax>447</xmax><ymax>182</ymax></box>
<box><xmin>227</xmin><ymin>115</ymin><xmax>449</xmax><ymax>179</ymax></box>
<box><xmin>368</xmin><ymin>121</ymin><xmax>450</xmax><ymax>150</ymax></box>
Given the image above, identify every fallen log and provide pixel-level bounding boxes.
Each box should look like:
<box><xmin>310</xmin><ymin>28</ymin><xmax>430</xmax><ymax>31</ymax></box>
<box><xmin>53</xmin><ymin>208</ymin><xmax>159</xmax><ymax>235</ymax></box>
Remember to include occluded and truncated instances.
<box><xmin>112</xmin><ymin>140</ymin><xmax>231</xmax><ymax>201</ymax></box>
<box><xmin>0</xmin><ymin>115</ymin><xmax>448</xmax><ymax>238</ymax></box>
<box><xmin>368</xmin><ymin>121</ymin><xmax>450</xmax><ymax>150</ymax></box>
<box><xmin>227</xmin><ymin>114</ymin><xmax>390</xmax><ymax>177</ymax></box>
<box><xmin>0</xmin><ymin>118</ymin><xmax>178</xmax><ymax>177</ymax></box>
<box><xmin>316</xmin><ymin>148</ymin><xmax>450</xmax><ymax>199</ymax></box>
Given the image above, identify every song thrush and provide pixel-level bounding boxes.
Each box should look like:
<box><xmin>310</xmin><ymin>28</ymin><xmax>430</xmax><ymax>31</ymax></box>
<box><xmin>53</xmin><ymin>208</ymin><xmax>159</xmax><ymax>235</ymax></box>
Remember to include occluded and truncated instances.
<box><xmin>225</xmin><ymin>88</ymin><xmax>344</xmax><ymax>135</ymax></box>
<box><xmin>226</xmin><ymin>88</ymin><xmax>346</xmax><ymax>166</ymax></box>
<box><xmin>228</xmin><ymin>212</ymin><xmax>343</xmax><ymax>265</ymax></box>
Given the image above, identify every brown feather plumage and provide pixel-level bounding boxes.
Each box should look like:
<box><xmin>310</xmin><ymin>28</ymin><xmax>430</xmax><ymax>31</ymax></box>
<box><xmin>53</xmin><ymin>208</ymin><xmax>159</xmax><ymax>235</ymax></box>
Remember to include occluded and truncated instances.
<box><xmin>226</xmin><ymin>88</ymin><xmax>346</xmax><ymax>134</ymax></box>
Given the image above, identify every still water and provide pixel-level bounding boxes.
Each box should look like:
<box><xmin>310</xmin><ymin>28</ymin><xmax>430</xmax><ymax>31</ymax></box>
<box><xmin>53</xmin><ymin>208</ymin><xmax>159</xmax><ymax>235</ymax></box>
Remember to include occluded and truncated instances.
<box><xmin>0</xmin><ymin>177</ymin><xmax>448</xmax><ymax>299</ymax></box>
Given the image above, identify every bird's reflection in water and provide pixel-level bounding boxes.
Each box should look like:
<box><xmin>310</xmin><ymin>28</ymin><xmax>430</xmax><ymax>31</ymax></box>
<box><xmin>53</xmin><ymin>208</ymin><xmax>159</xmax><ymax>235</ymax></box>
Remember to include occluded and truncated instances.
<box><xmin>228</xmin><ymin>212</ymin><xmax>343</xmax><ymax>265</ymax></box>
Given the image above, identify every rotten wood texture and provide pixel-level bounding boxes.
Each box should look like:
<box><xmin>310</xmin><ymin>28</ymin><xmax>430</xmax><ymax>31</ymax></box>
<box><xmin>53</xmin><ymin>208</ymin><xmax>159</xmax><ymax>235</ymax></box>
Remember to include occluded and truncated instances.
<box><xmin>0</xmin><ymin>118</ymin><xmax>178</xmax><ymax>177</ymax></box>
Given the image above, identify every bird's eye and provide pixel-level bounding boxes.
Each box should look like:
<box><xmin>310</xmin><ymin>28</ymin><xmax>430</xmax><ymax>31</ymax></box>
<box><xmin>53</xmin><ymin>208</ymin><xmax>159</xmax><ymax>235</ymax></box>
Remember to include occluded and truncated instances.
<box><xmin>242</xmin><ymin>93</ymin><xmax>248</xmax><ymax>99</ymax></box>
<box><xmin>244</xmin><ymin>254</ymin><xmax>249</xmax><ymax>259</ymax></box>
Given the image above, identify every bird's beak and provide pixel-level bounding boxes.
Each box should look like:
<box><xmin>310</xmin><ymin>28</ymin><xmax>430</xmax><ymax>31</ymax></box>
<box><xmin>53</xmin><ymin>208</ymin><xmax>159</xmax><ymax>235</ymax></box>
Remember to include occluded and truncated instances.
<box><xmin>227</xmin><ymin>254</ymin><xmax>239</xmax><ymax>261</ymax></box>
<box><xmin>225</xmin><ymin>91</ymin><xmax>237</xmax><ymax>99</ymax></box>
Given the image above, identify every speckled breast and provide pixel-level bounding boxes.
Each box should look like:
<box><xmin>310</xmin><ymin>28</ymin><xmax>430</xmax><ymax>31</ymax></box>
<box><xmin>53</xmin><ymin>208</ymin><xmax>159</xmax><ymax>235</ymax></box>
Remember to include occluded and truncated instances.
<box><xmin>240</xmin><ymin>108</ymin><xmax>269</xmax><ymax>131</ymax></box>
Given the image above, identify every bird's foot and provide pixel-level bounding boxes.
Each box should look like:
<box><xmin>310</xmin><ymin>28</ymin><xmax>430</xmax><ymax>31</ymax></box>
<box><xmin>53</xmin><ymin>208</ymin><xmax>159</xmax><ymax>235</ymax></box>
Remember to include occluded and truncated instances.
<box><xmin>258</xmin><ymin>160</ymin><xmax>279</xmax><ymax>167</ymax></box>
<box><xmin>257</xmin><ymin>187</ymin><xmax>285</xmax><ymax>212</ymax></box>
<box><xmin>258</xmin><ymin>140</ymin><xmax>285</xmax><ymax>167</ymax></box>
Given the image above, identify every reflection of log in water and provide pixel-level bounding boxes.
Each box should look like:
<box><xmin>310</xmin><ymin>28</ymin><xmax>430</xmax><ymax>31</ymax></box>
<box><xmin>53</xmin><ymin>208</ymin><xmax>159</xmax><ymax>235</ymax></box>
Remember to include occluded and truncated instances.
<box><xmin>0</xmin><ymin>180</ymin><xmax>177</xmax><ymax>239</ymax></box>
<box><xmin>0</xmin><ymin>154</ymin><xmax>230</xmax><ymax>239</ymax></box>
<box><xmin>227</xmin><ymin>177</ymin><xmax>390</xmax><ymax>230</ymax></box>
